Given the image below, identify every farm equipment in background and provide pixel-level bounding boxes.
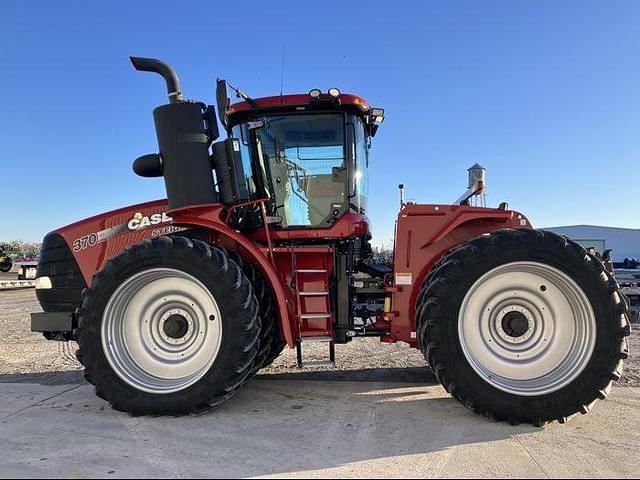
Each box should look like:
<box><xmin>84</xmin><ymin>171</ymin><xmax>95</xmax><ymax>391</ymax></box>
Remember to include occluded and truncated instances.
<box><xmin>0</xmin><ymin>244</ymin><xmax>14</xmax><ymax>273</ymax></box>
<box><xmin>16</xmin><ymin>261</ymin><xmax>38</xmax><ymax>281</ymax></box>
<box><xmin>614</xmin><ymin>267</ymin><xmax>640</xmax><ymax>323</ymax></box>
<box><xmin>30</xmin><ymin>57</ymin><xmax>630</xmax><ymax>425</ymax></box>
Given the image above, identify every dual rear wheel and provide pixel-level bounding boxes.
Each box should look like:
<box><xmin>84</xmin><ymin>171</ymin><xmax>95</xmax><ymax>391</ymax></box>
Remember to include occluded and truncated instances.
<box><xmin>417</xmin><ymin>229</ymin><xmax>630</xmax><ymax>425</ymax></box>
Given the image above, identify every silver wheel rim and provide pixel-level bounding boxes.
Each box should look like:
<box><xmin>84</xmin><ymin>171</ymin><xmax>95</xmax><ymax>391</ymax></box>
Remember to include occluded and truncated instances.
<box><xmin>458</xmin><ymin>261</ymin><xmax>596</xmax><ymax>396</ymax></box>
<box><xmin>101</xmin><ymin>268</ymin><xmax>222</xmax><ymax>394</ymax></box>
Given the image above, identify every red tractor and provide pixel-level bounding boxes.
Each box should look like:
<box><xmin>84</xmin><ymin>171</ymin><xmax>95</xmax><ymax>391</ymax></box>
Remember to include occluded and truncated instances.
<box><xmin>31</xmin><ymin>57</ymin><xmax>630</xmax><ymax>425</ymax></box>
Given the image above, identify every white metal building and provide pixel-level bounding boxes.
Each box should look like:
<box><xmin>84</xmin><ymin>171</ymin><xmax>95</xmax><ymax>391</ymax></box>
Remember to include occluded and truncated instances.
<box><xmin>546</xmin><ymin>225</ymin><xmax>640</xmax><ymax>261</ymax></box>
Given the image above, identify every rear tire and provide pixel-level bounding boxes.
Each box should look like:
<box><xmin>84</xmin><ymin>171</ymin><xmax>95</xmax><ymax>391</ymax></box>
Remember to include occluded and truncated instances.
<box><xmin>76</xmin><ymin>236</ymin><xmax>260</xmax><ymax>415</ymax></box>
<box><xmin>417</xmin><ymin>228</ymin><xmax>630</xmax><ymax>425</ymax></box>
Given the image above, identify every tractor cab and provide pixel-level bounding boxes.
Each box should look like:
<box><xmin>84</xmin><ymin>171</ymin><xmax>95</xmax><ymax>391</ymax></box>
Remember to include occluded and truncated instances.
<box><xmin>222</xmin><ymin>89</ymin><xmax>384</xmax><ymax>230</ymax></box>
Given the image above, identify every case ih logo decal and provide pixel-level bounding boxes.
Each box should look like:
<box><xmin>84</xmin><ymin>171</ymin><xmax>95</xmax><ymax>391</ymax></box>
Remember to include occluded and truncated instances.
<box><xmin>127</xmin><ymin>212</ymin><xmax>173</xmax><ymax>231</ymax></box>
<box><xmin>72</xmin><ymin>211</ymin><xmax>177</xmax><ymax>252</ymax></box>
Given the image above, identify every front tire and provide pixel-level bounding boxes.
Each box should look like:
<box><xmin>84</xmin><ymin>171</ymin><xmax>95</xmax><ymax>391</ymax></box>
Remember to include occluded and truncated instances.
<box><xmin>417</xmin><ymin>229</ymin><xmax>630</xmax><ymax>425</ymax></box>
<box><xmin>76</xmin><ymin>236</ymin><xmax>260</xmax><ymax>415</ymax></box>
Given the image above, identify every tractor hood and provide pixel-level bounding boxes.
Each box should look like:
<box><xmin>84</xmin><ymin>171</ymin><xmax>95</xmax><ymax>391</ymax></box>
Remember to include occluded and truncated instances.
<box><xmin>47</xmin><ymin>199</ymin><xmax>184</xmax><ymax>284</ymax></box>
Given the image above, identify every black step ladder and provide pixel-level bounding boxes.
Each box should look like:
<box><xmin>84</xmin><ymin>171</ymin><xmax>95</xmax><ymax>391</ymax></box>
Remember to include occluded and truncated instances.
<box><xmin>296</xmin><ymin>336</ymin><xmax>335</xmax><ymax>369</ymax></box>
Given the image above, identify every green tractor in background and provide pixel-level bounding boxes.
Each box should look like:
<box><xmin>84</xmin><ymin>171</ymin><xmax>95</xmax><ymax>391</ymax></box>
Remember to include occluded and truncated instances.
<box><xmin>0</xmin><ymin>244</ymin><xmax>15</xmax><ymax>273</ymax></box>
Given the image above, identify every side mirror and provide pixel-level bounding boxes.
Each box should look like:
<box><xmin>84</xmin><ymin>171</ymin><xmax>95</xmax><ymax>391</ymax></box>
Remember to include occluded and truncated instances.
<box><xmin>216</xmin><ymin>79</ymin><xmax>229</xmax><ymax>129</ymax></box>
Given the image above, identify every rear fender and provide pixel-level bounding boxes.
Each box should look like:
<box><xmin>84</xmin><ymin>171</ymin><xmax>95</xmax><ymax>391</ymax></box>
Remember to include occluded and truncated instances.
<box><xmin>391</xmin><ymin>204</ymin><xmax>532</xmax><ymax>345</ymax></box>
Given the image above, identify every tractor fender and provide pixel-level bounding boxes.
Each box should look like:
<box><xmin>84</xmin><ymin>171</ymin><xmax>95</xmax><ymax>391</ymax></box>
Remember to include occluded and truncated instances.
<box><xmin>414</xmin><ymin>209</ymin><xmax>532</xmax><ymax>289</ymax></box>
<box><xmin>170</xmin><ymin>206</ymin><xmax>295</xmax><ymax>348</ymax></box>
<box><xmin>392</xmin><ymin>204</ymin><xmax>532</xmax><ymax>345</ymax></box>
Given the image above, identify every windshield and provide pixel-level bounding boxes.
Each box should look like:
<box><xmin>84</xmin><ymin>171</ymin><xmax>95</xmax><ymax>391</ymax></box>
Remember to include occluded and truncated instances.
<box><xmin>253</xmin><ymin>114</ymin><xmax>347</xmax><ymax>227</ymax></box>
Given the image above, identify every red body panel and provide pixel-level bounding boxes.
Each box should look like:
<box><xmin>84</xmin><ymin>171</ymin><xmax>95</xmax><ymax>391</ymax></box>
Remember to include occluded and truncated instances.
<box><xmin>247</xmin><ymin>213</ymin><xmax>370</xmax><ymax>242</ymax></box>
<box><xmin>389</xmin><ymin>203</ymin><xmax>532</xmax><ymax>345</ymax></box>
<box><xmin>51</xmin><ymin>198</ymin><xmax>531</xmax><ymax>350</ymax></box>
<box><xmin>51</xmin><ymin>200</ymin><xmax>366</xmax><ymax>349</ymax></box>
<box><xmin>53</xmin><ymin>199</ymin><xmax>176</xmax><ymax>284</ymax></box>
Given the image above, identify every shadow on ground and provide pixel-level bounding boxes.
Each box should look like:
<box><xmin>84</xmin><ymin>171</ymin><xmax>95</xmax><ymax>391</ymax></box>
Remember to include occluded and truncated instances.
<box><xmin>0</xmin><ymin>367</ymin><xmax>552</xmax><ymax>478</ymax></box>
<box><xmin>0</xmin><ymin>369</ymin><xmax>84</xmax><ymax>385</ymax></box>
<box><xmin>0</xmin><ymin>366</ymin><xmax>437</xmax><ymax>386</ymax></box>
<box><xmin>257</xmin><ymin>366</ymin><xmax>437</xmax><ymax>384</ymax></box>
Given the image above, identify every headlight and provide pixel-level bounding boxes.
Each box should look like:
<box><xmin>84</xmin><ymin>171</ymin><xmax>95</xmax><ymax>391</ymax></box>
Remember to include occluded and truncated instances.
<box><xmin>371</xmin><ymin>107</ymin><xmax>385</xmax><ymax>124</ymax></box>
<box><xmin>35</xmin><ymin>276</ymin><xmax>52</xmax><ymax>290</ymax></box>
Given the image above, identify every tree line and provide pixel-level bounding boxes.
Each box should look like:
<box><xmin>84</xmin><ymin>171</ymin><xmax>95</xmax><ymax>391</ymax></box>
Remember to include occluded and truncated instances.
<box><xmin>0</xmin><ymin>240</ymin><xmax>41</xmax><ymax>259</ymax></box>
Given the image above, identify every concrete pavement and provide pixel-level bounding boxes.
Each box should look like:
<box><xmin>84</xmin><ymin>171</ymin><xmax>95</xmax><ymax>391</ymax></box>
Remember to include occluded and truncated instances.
<box><xmin>0</xmin><ymin>372</ymin><xmax>639</xmax><ymax>478</ymax></box>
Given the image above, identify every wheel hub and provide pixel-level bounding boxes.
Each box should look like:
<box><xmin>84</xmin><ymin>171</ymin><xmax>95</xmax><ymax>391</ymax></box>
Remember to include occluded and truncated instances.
<box><xmin>458</xmin><ymin>261</ymin><xmax>596</xmax><ymax>396</ymax></box>
<box><xmin>501</xmin><ymin>311</ymin><xmax>530</xmax><ymax>338</ymax></box>
<box><xmin>160</xmin><ymin>310</ymin><xmax>192</xmax><ymax>343</ymax></box>
<box><xmin>163</xmin><ymin>315</ymin><xmax>188</xmax><ymax>338</ymax></box>
<box><xmin>496</xmin><ymin>306</ymin><xmax>534</xmax><ymax>343</ymax></box>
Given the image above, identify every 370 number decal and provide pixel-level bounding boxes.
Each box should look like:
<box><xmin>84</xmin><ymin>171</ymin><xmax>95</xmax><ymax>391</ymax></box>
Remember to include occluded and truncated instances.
<box><xmin>72</xmin><ymin>233</ymin><xmax>98</xmax><ymax>252</ymax></box>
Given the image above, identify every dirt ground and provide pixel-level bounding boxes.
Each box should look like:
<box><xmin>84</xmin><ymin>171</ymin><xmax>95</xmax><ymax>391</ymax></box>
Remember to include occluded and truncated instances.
<box><xmin>1</xmin><ymin>287</ymin><xmax>638</xmax><ymax>387</ymax></box>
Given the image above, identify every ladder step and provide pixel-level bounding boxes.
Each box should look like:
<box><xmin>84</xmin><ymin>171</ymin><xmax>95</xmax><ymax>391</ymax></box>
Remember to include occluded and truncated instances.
<box><xmin>299</xmin><ymin>291</ymin><xmax>329</xmax><ymax>296</ymax></box>
<box><xmin>299</xmin><ymin>313</ymin><xmax>331</xmax><ymax>320</ymax></box>
<box><xmin>300</xmin><ymin>336</ymin><xmax>333</xmax><ymax>343</ymax></box>
<box><xmin>295</xmin><ymin>269</ymin><xmax>328</xmax><ymax>273</ymax></box>
<box><xmin>296</xmin><ymin>338</ymin><xmax>336</xmax><ymax>368</ymax></box>
<box><xmin>300</xmin><ymin>360</ymin><xmax>335</xmax><ymax>369</ymax></box>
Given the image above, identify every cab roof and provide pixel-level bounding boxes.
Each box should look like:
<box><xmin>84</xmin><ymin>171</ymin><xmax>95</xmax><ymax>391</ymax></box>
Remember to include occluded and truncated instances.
<box><xmin>227</xmin><ymin>93</ymin><xmax>373</xmax><ymax>117</ymax></box>
<box><xmin>225</xmin><ymin>92</ymin><xmax>383</xmax><ymax>137</ymax></box>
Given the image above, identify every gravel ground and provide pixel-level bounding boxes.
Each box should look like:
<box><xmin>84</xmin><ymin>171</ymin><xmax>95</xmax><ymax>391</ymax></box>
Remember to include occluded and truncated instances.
<box><xmin>1</xmin><ymin>286</ymin><xmax>638</xmax><ymax>387</ymax></box>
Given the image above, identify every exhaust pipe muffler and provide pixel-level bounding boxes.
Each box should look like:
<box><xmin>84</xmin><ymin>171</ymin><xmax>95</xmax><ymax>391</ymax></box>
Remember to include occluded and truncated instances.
<box><xmin>130</xmin><ymin>56</ymin><xmax>183</xmax><ymax>104</ymax></box>
<box><xmin>131</xmin><ymin>56</ymin><xmax>218</xmax><ymax>209</ymax></box>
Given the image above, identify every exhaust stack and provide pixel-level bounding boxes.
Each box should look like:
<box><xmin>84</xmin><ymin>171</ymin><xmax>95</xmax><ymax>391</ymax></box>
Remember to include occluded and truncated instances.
<box><xmin>130</xmin><ymin>57</ymin><xmax>183</xmax><ymax>104</ymax></box>
<box><xmin>131</xmin><ymin>56</ymin><xmax>217</xmax><ymax>209</ymax></box>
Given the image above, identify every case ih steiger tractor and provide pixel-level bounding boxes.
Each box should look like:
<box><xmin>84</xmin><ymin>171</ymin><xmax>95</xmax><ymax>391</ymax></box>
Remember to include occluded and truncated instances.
<box><xmin>31</xmin><ymin>57</ymin><xmax>630</xmax><ymax>425</ymax></box>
